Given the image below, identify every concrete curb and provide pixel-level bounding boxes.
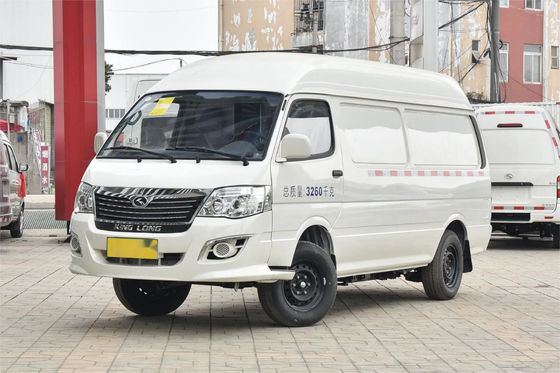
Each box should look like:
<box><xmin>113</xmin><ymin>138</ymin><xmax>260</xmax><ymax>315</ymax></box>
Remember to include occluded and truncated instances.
<box><xmin>25</xmin><ymin>194</ymin><xmax>55</xmax><ymax>209</ymax></box>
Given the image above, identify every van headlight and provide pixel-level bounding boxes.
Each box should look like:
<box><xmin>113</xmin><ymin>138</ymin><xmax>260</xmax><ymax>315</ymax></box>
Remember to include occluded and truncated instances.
<box><xmin>74</xmin><ymin>182</ymin><xmax>94</xmax><ymax>213</ymax></box>
<box><xmin>199</xmin><ymin>186</ymin><xmax>271</xmax><ymax>218</ymax></box>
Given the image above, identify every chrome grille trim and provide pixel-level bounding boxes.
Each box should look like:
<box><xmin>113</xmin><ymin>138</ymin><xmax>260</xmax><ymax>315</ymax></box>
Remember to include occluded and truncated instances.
<box><xmin>94</xmin><ymin>187</ymin><xmax>210</xmax><ymax>233</ymax></box>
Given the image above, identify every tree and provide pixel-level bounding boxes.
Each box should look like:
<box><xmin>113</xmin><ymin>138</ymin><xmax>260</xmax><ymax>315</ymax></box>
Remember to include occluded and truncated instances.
<box><xmin>105</xmin><ymin>62</ymin><xmax>114</xmax><ymax>93</ymax></box>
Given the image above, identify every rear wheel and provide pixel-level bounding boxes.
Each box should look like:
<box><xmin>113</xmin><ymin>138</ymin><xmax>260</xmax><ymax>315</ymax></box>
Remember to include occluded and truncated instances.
<box><xmin>552</xmin><ymin>225</ymin><xmax>560</xmax><ymax>249</ymax></box>
<box><xmin>10</xmin><ymin>208</ymin><xmax>23</xmax><ymax>238</ymax></box>
<box><xmin>113</xmin><ymin>278</ymin><xmax>191</xmax><ymax>316</ymax></box>
<box><xmin>258</xmin><ymin>241</ymin><xmax>337</xmax><ymax>327</ymax></box>
<box><xmin>422</xmin><ymin>230</ymin><xmax>463</xmax><ymax>300</ymax></box>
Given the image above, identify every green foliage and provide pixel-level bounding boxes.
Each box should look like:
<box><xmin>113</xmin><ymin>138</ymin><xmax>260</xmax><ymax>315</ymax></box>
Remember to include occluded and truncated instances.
<box><xmin>105</xmin><ymin>62</ymin><xmax>114</xmax><ymax>93</ymax></box>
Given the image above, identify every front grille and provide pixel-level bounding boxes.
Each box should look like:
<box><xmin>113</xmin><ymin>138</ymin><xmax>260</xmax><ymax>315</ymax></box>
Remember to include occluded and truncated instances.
<box><xmin>105</xmin><ymin>253</ymin><xmax>183</xmax><ymax>266</ymax></box>
<box><xmin>492</xmin><ymin>212</ymin><xmax>530</xmax><ymax>222</ymax></box>
<box><xmin>94</xmin><ymin>187</ymin><xmax>208</xmax><ymax>233</ymax></box>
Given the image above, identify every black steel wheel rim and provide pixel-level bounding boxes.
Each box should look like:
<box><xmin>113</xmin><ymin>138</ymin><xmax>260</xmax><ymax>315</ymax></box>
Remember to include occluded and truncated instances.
<box><xmin>283</xmin><ymin>262</ymin><xmax>325</xmax><ymax>311</ymax></box>
<box><xmin>443</xmin><ymin>245</ymin><xmax>459</xmax><ymax>287</ymax></box>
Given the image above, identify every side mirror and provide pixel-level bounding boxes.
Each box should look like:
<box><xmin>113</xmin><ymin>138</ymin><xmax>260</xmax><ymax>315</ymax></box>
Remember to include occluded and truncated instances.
<box><xmin>19</xmin><ymin>163</ymin><xmax>28</xmax><ymax>172</ymax></box>
<box><xmin>279</xmin><ymin>134</ymin><xmax>312</xmax><ymax>161</ymax></box>
<box><xmin>94</xmin><ymin>132</ymin><xmax>108</xmax><ymax>154</ymax></box>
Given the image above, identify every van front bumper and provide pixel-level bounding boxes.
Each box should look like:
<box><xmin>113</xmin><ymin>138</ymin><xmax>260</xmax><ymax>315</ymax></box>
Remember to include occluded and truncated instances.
<box><xmin>69</xmin><ymin>212</ymin><xmax>294</xmax><ymax>283</ymax></box>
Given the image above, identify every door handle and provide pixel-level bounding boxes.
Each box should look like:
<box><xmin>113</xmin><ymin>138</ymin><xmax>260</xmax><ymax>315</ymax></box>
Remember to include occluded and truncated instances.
<box><xmin>332</xmin><ymin>170</ymin><xmax>343</xmax><ymax>178</ymax></box>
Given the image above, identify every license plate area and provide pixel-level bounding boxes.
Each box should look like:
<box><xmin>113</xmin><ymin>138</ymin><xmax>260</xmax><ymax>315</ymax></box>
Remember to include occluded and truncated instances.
<box><xmin>492</xmin><ymin>186</ymin><xmax>530</xmax><ymax>204</ymax></box>
<box><xmin>107</xmin><ymin>238</ymin><xmax>158</xmax><ymax>260</ymax></box>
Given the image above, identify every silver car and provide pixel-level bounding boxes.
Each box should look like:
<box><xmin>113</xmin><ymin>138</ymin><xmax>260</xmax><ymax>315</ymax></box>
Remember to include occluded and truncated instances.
<box><xmin>1</xmin><ymin>131</ymin><xmax>26</xmax><ymax>238</ymax></box>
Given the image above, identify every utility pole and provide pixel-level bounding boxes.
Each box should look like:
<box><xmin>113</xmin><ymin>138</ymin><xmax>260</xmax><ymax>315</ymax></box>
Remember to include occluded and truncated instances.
<box><xmin>311</xmin><ymin>2</ymin><xmax>319</xmax><ymax>54</ymax></box>
<box><xmin>490</xmin><ymin>0</ymin><xmax>500</xmax><ymax>102</ymax></box>
<box><xmin>390</xmin><ymin>0</ymin><xmax>406</xmax><ymax>65</ymax></box>
<box><xmin>6</xmin><ymin>100</ymin><xmax>10</xmax><ymax>139</ymax></box>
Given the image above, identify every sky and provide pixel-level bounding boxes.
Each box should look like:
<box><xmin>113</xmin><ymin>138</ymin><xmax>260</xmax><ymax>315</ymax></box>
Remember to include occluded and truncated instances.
<box><xmin>0</xmin><ymin>0</ymin><xmax>219</xmax><ymax>102</ymax></box>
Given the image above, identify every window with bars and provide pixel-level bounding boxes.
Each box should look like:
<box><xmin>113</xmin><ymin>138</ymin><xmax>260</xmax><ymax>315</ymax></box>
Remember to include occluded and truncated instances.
<box><xmin>523</xmin><ymin>44</ymin><xmax>542</xmax><ymax>84</ymax></box>
<box><xmin>525</xmin><ymin>0</ymin><xmax>542</xmax><ymax>10</ymax></box>
<box><xmin>499</xmin><ymin>42</ymin><xmax>509</xmax><ymax>82</ymax></box>
<box><xmin>552</xmin><ymin>46</ymin><xmax>559</xmax><ymax>69</ymax></box>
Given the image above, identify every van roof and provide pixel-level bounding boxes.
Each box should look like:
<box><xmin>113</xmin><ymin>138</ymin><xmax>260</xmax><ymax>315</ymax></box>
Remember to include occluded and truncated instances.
<box><xmin>475</xmin><ymin>105</ymin><xmax>546</xmax><ymax>114</ymax></box>
<box><xmin>476</xmin><ymin>105</ymin><xmax>551</xmax><ymax>131</ymax></box>
<box><xmin>148</xmin><ymin>53</ymin><xmax>471</xmax><ymax>111</ymax></box>
<box><xmin>0</xmin><ymin>130</ymin><xmax>7</xmax><ymax>143</ymax></box>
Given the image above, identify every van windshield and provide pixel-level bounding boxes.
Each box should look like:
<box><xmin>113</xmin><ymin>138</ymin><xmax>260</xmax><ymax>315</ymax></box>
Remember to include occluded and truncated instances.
<box><xmin>481</xmin><ymin>129</ymin><xmax>555</xmax><ymax>165</ymax></box>
<box><xmin>98</xmin><ymin>91</ymin><xmax>284</xmax><ymax>161</ymax></box>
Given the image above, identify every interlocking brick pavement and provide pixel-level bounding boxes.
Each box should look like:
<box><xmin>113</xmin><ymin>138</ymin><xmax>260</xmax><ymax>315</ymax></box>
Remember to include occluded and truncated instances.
<box><xmin>1</xmin><ymin>230</ymin><xmax>559</xmax><ymax>372</ymax></box>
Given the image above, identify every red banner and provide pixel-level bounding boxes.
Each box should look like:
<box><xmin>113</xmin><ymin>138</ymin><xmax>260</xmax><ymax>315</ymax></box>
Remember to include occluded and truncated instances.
<box><xmin>40</xmin><ymin>144</ymin><xmax>50</xmax><ymax>190</ymax></box>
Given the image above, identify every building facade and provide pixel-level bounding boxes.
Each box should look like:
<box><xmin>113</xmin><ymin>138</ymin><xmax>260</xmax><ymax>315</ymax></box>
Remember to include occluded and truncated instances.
<box><xmin>219</xmin><ymin>0</ymin><xmax>559</xmax><ymax>103</ymax></box>
<box><xmin>498</xmin><ymin>0</ymin><xmax>559</xmax><ymax>102</ymax></box>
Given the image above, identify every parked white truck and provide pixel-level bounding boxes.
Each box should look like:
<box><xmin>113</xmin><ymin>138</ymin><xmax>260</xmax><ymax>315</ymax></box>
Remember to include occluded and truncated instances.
<box><xmin>70</xmin><ymin>53</ymin><xmax>491</xmax><ymax>326</ymax></box>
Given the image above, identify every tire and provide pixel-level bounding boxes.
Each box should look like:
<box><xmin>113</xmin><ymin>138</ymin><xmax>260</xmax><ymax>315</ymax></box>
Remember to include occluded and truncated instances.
<box><xmin>258</xmin><ymin>241</ymin><xmax>337</xmax><ymax>327</ymax></box>
<box><xmin>422</xmin><ymin>230</ymin><xmax>463</xmax><ymax>300</ymax></box>
<box><xmin>113</xmin><ymin>278</ymin><xmax>191</xmax><ymax>316</ymax></box>
<box><xmin>552</xmin><ymin>225</ymin><xmax>560</xmax><ymax>249</ymax></box>
<box><xmin>10</xmin><ymin>208</ymin><xmax>23</xmax><ymax>238</ymax></box>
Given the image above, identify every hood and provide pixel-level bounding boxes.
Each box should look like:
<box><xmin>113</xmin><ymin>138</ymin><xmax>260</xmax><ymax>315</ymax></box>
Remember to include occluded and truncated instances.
<box><xmin>82</xmin><ymin>158</ymin><xmax>271</xmax><ymax>189</ymax></box>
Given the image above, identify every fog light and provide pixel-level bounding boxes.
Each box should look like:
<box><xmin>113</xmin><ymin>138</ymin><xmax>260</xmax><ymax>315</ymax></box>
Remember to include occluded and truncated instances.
<box><xmin>200</xmin><ymin>236</ymin><xmax>249</xmax><ymax>261</ymax></box>
<box><xmin>70</xmin><ymin>234</ymin><xmax>82</xmax><ymax>256</ymax></box>
<box><xmin>212</xmin><ymin>242</ymin><xmax>237</xmax><ymax>259</ymax></box>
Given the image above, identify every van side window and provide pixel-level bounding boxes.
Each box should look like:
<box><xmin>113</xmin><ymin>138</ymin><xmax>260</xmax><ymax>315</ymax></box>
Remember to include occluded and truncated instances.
<box><xmin>340</xmin><ymin>104</ymin><xmax>406</xmax><ymax>164</ymax></box>
<box><xmin>285</xmin><ymin>100</ymin><xmax>333</xmax><ymax>158</ymax></box>
<box><xmin>405</xmin><ymin>111</ymin><xmax>480</xmax><ymax>167</ymax></box>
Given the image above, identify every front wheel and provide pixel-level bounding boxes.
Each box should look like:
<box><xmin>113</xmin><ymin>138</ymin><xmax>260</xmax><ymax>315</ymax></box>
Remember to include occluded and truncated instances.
<box><xmin>258</xmin><ymin>241</ymin><xmax>337</xmax><ymax>327</ymax></box>
<box><xmin>113</xmin><ymin>278</ymin><xmax>191</xmax><ymax>316</ymax></box>
<box><xmin>422</xmin><ymin>230</ymin><xmax>464</xmax><ymax>300</ymax></box>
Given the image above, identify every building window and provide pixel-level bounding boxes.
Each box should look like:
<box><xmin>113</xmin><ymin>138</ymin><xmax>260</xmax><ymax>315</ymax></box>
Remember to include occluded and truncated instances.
<box><xmin>552</xmin><ymin>46</ymin><xmax>559</xmax><ymax>69</ymax></box>
<box><xmin>523</xmin><ymin>44</ymin><xmax>542</xmax><ymax>84</ymax></box>
<box><xmin>472</xmin><ymin>40</ymin><xmax>480</xmax><ymax>53</ymax></box>
<box><xmin>525</xmin><ymin>0</ymin><xmax>542</xmax><ymax>10</ymax></box>
<box><xmin>500</xmin><ymin>0</ymin><xmax>509</xmax><ymax>7</ymax></box>
<box><xmin>105</xmin><ymin>109</ymin><xmax>126</xmax><ymax>119</ymax></box>
<box><xmin>499</xmin><ymin>42</ymin><xmax>509</xmax><ymax>82</ymax></box>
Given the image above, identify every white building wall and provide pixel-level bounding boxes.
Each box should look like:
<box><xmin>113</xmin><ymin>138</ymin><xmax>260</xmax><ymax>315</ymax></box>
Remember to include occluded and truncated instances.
<box><xmin>0</xmin><ymin>0</ymin><xmax>54</xmax><ymax>103</ymax></box>
<box><xmin>104</xmin><ymin>74</ymin><xmax>166</xmax><ymax>131</ymax></box>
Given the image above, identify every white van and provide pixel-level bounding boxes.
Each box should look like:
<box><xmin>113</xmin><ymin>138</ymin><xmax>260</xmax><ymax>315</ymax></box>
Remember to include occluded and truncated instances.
<box><xmin>476</xmin><ymin>105</ymin><xmax>560</xmax><ymax>247</ymax></box>
<box><xmin>70</xmin><ymin>53</ymin><xmax>491</xmax><ymax>326</ymax></box>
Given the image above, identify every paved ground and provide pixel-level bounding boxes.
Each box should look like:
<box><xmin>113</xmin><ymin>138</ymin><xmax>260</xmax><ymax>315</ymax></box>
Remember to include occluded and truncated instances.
<box><xmin>0</xmin><ymin>230</ymin><xmax>559</xmax><ymax>373</ymax></box>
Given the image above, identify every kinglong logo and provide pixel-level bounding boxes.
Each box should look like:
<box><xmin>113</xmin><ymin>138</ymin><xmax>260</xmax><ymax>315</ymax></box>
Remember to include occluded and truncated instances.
<box><xmin>130</xmin><ymin>195</ymin><xmax>154</xmax><ymax>208</ymax></box>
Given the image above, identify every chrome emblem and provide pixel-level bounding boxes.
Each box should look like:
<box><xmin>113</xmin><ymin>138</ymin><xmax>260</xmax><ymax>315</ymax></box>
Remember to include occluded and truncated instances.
<box><xmin>505</xmin><ymin>173</ymin><xmax>514</xmax><ymax>180</ymax></box>
<box><xmin>131</xmin><ymin>196</ymin><xmax>150</xmax><ymax>208</ymax></box>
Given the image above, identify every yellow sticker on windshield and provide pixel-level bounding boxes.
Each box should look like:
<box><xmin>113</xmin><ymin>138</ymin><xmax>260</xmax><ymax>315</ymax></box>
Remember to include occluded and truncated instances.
<box><xmin>149</xmin><ymin>97</ymin><xmax>175</xmax><ymax>116</ymax></box>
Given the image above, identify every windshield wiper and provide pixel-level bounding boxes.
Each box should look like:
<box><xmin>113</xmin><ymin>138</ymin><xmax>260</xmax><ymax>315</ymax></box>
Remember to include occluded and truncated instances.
<box><xmin>102</xmin><ymin>146</ymin><xmax>176</xmax><ymax>163</ymax></box>
<box><xmin>167</xmin><ymin>146</ymin><xmax>249</xmax><ymax>166</ymax></box>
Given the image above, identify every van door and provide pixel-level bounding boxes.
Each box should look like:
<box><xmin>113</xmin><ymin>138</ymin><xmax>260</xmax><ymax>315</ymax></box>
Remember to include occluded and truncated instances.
<box><xmin>480</xmin><ymin>113</ymin><xmax>559</xmax><ymax>216</ymax></box>
<box><xmin>270</xmin><ymin>97</ymin><xmax>343</xmax><ymax>265</ymax></box>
